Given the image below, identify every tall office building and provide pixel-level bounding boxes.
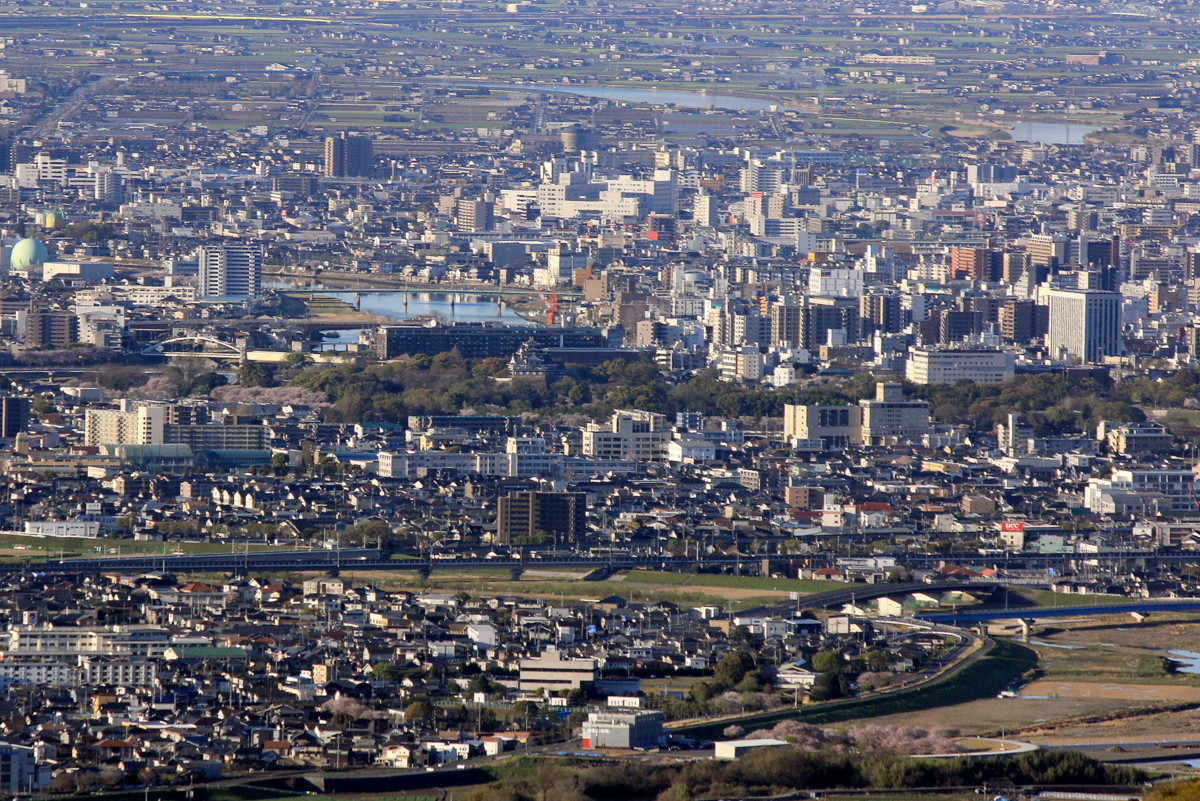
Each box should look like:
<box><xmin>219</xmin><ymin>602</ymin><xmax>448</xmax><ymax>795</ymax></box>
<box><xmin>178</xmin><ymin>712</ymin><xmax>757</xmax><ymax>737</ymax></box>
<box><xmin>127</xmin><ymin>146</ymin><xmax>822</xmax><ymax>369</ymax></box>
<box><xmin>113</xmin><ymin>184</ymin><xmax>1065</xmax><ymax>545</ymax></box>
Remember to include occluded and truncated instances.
<box><xmin>198</xmin><ymin>244</ymin><xmax>262</xmax><ymax>300</ymax></box>
<box><xmin>323</xmin><ymin>133</ymin><xmax>373</xmax><ymax>178</ymax></box>
<box><xmin>1044</xmin><ymin>288</ymin><xmax>1122</xmax><ymax>363</ymax></box>
<box><xmin>0</xmin><ymin>396</ymin><xmax>29</xmax><ymax>438</ymax></box>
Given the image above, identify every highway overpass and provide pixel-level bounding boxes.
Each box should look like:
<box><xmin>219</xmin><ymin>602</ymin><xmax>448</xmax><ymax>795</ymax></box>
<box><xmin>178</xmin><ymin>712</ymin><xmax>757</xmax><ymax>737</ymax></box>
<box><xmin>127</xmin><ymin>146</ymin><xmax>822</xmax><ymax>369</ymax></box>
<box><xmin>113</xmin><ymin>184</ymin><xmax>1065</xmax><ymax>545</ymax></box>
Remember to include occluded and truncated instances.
<box><xmin>763</xmin><ymin>580</ymin><xmax>1002</xmax><ymax>611</ymax></box>
<box><xmin>2</xmin><ymin>552</ymin><xmax>1008</xmax><ymax>610</ymax></box>
<box><xmin>915</xmin><ymin>599</ymin><xmax>1200</xmax><ymax>624</ymax></box>
<box><xmin>3</xmin><ymin>543</ymin><xmax>1147</xmax><ymax>578</ymax></box>
<box><xmin>3</xmin><ymin>549</ymin><xmax>751</xmax><ymax>577</ymax></box>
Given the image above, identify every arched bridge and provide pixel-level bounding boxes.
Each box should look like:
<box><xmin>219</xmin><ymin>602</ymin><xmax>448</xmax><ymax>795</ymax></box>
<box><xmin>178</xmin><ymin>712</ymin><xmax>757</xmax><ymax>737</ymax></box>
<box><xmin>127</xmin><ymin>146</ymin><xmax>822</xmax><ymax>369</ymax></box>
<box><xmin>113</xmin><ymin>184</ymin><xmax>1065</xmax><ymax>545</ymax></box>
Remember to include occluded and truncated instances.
<box><xmin>142</xmin><ymin>335</ymin><xmax>245</xmax><ymax>361</ymax></box>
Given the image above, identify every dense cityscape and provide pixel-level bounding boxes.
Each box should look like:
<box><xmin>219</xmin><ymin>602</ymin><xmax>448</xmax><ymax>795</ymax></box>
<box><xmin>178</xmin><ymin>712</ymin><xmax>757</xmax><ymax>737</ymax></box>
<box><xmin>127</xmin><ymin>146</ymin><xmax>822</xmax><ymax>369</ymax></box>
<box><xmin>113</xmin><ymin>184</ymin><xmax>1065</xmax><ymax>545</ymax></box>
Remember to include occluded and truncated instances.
<box><xmin>4</xmin><ymin>0</ymin><xmax>1200</xmax><ymax>800</ymax></box>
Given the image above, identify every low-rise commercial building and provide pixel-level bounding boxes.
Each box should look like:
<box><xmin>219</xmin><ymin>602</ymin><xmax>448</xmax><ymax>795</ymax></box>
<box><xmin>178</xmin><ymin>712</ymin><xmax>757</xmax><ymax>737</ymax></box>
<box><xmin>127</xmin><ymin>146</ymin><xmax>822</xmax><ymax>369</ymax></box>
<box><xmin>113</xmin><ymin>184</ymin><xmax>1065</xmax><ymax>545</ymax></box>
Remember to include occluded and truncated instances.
<box><xmin>580</xmin><ymin>709</ymin><xmax>664</xmax><ymax>749</ymax></box>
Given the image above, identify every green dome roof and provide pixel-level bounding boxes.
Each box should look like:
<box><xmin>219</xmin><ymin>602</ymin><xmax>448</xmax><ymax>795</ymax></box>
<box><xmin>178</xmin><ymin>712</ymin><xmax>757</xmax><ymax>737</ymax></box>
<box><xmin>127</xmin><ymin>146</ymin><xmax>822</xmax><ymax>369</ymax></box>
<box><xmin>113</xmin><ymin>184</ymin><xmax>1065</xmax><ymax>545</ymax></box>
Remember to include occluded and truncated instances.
<box><xmin>9</xmin><ymin>238</ymin><xmax>48</xmax><ymax>270</ymax></box>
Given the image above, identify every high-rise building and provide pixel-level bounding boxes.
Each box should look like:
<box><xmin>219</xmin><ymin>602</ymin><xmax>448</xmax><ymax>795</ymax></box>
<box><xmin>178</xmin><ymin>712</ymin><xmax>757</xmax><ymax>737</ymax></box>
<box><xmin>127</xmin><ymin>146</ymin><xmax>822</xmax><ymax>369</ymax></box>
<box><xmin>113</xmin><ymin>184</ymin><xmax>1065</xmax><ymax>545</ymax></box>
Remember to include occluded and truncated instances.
<box><xmin>94</xmin><ymin>170</ymin><xmax>124</xmax><ymax>203</ymax></box>
<box><xmin>85</xmin><ymin>405</ymin><xmax>166</xmax><ymax>447</ymax></box>
<box><xmin>801</xmin><ymin>296</ymin><xmax>860</xmax><ymax>349</ymax></box>
<box><xmin>999</xmin><ymin>299</ymin><xmax>1040</xmax><ymax>344</ymax></box>
<box><xmin>966</xmin><ymin>164</ymin><xmax>1018</xmax><ymax>184</ymax></box>
<box><xmin>919</xmin><ymin>308</ymin><xmax>983</xmax><ymax>346</ymax></box>
<box><xmin>769</xmin><ymin>297</ymin><xmax>803</xmax><ymax>347</ymax></box>
<box><xmin>164</xmin><ymin>424</ymin><xmax>267</xmax><ymax>449</ymax></box>
<box><xmin>1028</xmin><ymin>233</ymin><xmax>1068</xmax><ymax>271</ymax></box>
<box><xmin>905</xmin><ymin>346</ymin><xmax>1016</xmax><ymax>385</ymax></box>
<box><xmin>1044</xmin><ymin>288</ymin><xmax>1122</xmax><ymax>363</ymax></box>
<box><xmin>455</xmin><ymin>197</ymin><xmax>494</xmax><ymax>232</ymax></box>
<box><xmin>740</xmin><ymin>160</ymin><xmax>791</xmax><ymax>193</ymax></box>
<box><xmin>0</xmin><ymin>396</ymin><xmax>29</xmax><ymax>438</ymax></box>
<box><xmin>1002</xmin><ymin>250</ymin><xmax>1031</xmax><ymax>283</ymax></box>
<box><xmin>859</xmin><ymin>293</ymin><xmax>903</xmax><ymax>336</ymax></box>
<box><xmin>694</xmin><ymin>192</ymin><xmax>719</xmax><ymax>227</ymax></box>
<box><xmin>198</xmin><ymin>244</ymin><xmax>262</xmax><ymax>299</ymax></box>
<box><xmin>24</xmin><ymin>307</ymin><xmax>78</xmax><ymax>348</ymax></box>
<box><xmin>0</xmin><ymin>743</ymin><xmax>49</xmax><ymax>794</ymax></box>
<box><xmin>323</xmin><ymin>133</ymin><xmax>373</xmax><ymax>178</ymax></box>
<box><xmin>949</xmin><ymin>246</ymin><xmax>1000</xmax><ymax>281</ymax></box>
<box><xmin>496</xmin><ymin>490</ymin><xmax>587</xmax><ymax>545</ymax></box>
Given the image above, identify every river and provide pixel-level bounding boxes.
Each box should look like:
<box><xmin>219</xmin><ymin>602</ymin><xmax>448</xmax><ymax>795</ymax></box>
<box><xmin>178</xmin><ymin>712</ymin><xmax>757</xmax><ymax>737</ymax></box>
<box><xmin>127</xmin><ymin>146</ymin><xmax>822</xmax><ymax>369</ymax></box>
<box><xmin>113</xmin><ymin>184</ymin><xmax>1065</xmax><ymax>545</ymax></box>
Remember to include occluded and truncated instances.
<box><xmin>471</xmin><ymin>83</ymin><xmax>778</xmax><ymax>112</ymax></box>
<box><xmin>1011</xmin><ymin>120</ymin><xmax>1098</xmax><ymax>145</ymax></box>
<box><xmin>327</xmin><ymin>290</ymin><xmax>528</xmax><ymax>324</ymax></box>
<box><xmin>312</xmin><ymin>291</ymin><xmax>529</xmax><ymax>349</ymax></box>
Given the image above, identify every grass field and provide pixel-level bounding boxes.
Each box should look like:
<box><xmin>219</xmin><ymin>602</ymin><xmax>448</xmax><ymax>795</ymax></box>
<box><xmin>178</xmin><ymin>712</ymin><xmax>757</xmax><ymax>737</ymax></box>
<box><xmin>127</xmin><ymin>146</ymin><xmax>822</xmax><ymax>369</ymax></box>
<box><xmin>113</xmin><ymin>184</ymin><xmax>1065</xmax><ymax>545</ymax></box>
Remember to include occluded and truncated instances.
<box><xmin>332</xmin><ymin>567</ymin><xmax>798</xmax><ymax>610</ymax></box>
<box><xmin>1017</xmin><ymin>589</ymin><xmax>1139</xmax><ymax>607</ymax></box>
<box><xmin>0</xmin><ymin>532</ymin><xmax>283</xmax><ymax>562</ymax></box>
<box><xmin>622</xmin><ymin>569</ymin><xmax>853</xmax><ymax>594</ymax></box>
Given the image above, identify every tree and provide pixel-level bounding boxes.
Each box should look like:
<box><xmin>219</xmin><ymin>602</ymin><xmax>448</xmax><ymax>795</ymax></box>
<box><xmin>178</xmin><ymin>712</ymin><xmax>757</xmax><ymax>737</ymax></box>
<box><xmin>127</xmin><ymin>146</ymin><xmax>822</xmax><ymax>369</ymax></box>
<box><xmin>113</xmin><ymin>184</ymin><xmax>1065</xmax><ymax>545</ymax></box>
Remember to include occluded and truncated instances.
<box><xmin>1148</xmin><ymin>779</ymin><xmax>1200</xmax><ymax>801</ymax></box>
<box><xmin>862</xmin><ymin>649</ymin><xmax>893</xmax><ymax>672</ymax></box>
<box><xmin>98</xmin><ymin>364</ymin><xmax>147</xmax><ymax>390</ymax></box>
<box><xmin>857</xmin><ymin>671</ymin><xmax>896</xmax><ymax>692</ymax></box>
<box><xmin>713</xmin><ymin>650</ymin><xmax>755</xmax><ymax>690</ymax></box>
<box><xmin>344</xmin><ymin>519</ymin><xmax>393</xmax><ymax>547</ymax></box>
<box><xmin>404</xmin><ymin>700</ymin><xmax>434</xmax><ymax>723</ymax></box>
<box><xmin>468</xmin><ymin>674</ymin><xmax>495</xmax><ymax>695</ymax></box>
<box><xmin>371</xmin><ymin>662</ymin><xmax>402</xmax><ymax>682</ymax></box>
<box><xmin>735</xmin><ymin>673</ymin><xmax>764</xmax><ymax>693</ymax></box>
<box><xmin>238</xmin><ymin>361</ymin><xmax>278</xmax><ymax>387</ymax></box>
<box><xmin>811</xmin><ymin>649</ymin><xmax>847</xmax><ymax>675</ymax></box>
<box><xmin>807</xmin><ymin>671</ymin><xmax>845</xmax><ymax>702</ymax></box>
<box><xmin>512</xmin><ymin>700</ymin><xmax>538</xmax><ymax>726</ymax></box>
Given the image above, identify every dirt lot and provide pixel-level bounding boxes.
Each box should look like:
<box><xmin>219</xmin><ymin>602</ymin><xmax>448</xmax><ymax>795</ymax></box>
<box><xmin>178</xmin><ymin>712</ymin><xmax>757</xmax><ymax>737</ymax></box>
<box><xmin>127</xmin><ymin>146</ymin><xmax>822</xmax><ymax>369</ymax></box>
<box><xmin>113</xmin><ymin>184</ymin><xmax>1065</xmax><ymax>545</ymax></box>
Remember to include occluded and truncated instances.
<box><xmin>1028</xmin><ymin>705</ymin><xmax>1200</xmax><ymax>746</ymax></box>
<box><xmin>1023</xmin><ymin>617</ymin><xmax>1200</xmax><ymax>681</ymax></box>
<box><xmin>829</xmin><ymin>694</ymin><xmax>1143</xmax><ymax>736</ymax></box>
<box><xmin>861</xmin><ymin>617</ymin><xmax>1200</xmax><ymax>744</ymax></box>
<box><xmin>1021</xmin><ymin>680</ymin><xmax>1200</xmax><ymax>702</ymax></box>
